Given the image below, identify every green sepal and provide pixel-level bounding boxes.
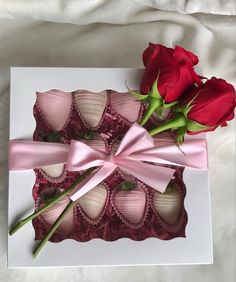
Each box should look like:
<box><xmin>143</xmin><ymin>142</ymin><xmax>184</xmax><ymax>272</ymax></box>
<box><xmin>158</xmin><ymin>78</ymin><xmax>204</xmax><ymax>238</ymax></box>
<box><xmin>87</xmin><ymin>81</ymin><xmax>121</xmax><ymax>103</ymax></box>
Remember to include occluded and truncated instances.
<box><xmin>125</xmin><ymin>82</ymin><xmax>148</xmax><ymax>101</ymax></box>
<box><xmin>150</xmin><ymin>74</ymin><xmax>161</xmax><ymax>99</ymax></box>
<box><xmin>187</xmin><ymin>120</ymin><xmax>210</xmax><ymax>132</ymax></box>
<box><xmin>171</xmin><ymin>104</ymin><xmax>181</xmax><ymax>113</ymax></box>
<box><xmin>164</xmin><ymin>184</ymin><xmax>175</xmax><ymax>194</ymax></box>
<box><xmin>78</xmin><ymin>130</ymin><xmax>95</xmax><ymax>140</ymax></box>
<box><xmin>182</xmin><ymin>93</ymin><xmax>199</xmax><ymax>117</ymax></box>
<box><xmin>120</xmin><ymin>181</ymin><xmax>136</xmax><ymax>191</ymax></box>
<box><xmin>176</xmin><ymin>126</ymin><xmax>187</xmax><ymax>145</ymax></box>
<box><xmin>41</xmin><ymin>188</ymin><xmax>59</xmax><ymax>204</ymax></box>
<box><xmin>163</xmin><ymin>100</ymin><xmax>179</xmax><ymax>109</ymax></box>
<box><xmin>41</xmin><ymin>132</ymin><xmax>61</xmax><ymax>143</ymax></box>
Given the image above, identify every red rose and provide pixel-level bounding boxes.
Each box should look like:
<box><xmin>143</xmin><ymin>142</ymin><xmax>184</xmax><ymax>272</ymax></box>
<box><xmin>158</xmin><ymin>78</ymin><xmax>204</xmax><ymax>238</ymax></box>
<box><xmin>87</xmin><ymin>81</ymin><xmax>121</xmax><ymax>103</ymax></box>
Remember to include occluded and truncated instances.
<box><xmin>182</xmin><ymin>77</ymin><xmax>236</xmax><ymax>134</ymax></box>
<box><xmin>149</xmin><ymin>77</ymin><xmax>236</xmax><ymax>141</ymax></box>
<box><xmin>140</xmin><ymin>43</ymin><xmax>201</xmax><ymax>103</ymax></box>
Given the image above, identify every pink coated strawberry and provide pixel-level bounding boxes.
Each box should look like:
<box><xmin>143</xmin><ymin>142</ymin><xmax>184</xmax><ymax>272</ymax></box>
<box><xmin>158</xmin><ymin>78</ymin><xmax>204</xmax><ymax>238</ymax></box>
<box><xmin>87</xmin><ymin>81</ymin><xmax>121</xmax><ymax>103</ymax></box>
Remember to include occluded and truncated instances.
<box><xmin>74</xmin><ymin>90</ymin><xmax>107</xmax><ymax>127</ymax></box>
<box><xmin>36</xmin><ymin>89</ymin><xmax>72</xmax><ymax>131</ymax></box>
<box><xmin>113</xmin><ymin>187</ymin><xmax>146</xmax><ymax>224</ymax></box>
<box><xmin>41</xmin><ymin>164</ymin><xmax>65</xmax><ymax>178</ymax></box>
<box><xmin>40</xmin><ymin>196</ymin><xmax>74</xmax><ymax>233</ymax></box>
<box><xmin>110</xmin><ymin>91</ymin><xmax>141</xmax><ymax>122</ymax></box>
<box><xmin>78</xmin><ymin>184</ymin><xmax>107</xmax><ymax>219</ymax></box>
<box><xmin>153</xmin><ymin>186</ymin><xmax>181</xmax><ymax>224</ymax></box>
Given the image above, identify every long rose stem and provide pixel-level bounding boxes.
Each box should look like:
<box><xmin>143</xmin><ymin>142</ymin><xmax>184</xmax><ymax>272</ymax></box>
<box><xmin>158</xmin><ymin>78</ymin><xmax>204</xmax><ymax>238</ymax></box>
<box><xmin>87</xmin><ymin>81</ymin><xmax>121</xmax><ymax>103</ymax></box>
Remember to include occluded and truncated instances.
<box><xmin>149</xmin><ymin>114</ymin><xmax>187</xmax><ymax>136</ymax></box>
<box><xmin>33</xmin><ymin>199</ymin><xmax>75</xmax><ymax>258</ymax></box>
<box><xmin>9</xmin><ymin>167</ymin><xmax>95</xmax><ymax>236</ymax></box>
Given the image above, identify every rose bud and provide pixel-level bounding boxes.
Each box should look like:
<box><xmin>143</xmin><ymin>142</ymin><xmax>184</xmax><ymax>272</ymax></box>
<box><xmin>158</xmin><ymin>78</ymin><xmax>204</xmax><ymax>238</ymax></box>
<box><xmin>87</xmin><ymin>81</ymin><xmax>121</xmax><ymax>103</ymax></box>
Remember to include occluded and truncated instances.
<box><xmin>149</xmin><ymin>77</ymin><xmax>236</xmax><ymax>143</ymax></box>
<box><xmin>131</xmin><ymin>43</ymin><xmax>202</xmax><ymax>125</ymax></box>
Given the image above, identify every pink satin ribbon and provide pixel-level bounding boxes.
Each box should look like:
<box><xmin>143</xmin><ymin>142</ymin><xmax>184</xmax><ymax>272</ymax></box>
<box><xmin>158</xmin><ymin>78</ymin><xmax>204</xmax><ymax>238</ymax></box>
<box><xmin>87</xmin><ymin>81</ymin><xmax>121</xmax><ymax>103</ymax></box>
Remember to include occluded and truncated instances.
<box><xmin>9</xmin><ymin>123</ymin><xmax>208</xmax><ymax>201</ymax></box>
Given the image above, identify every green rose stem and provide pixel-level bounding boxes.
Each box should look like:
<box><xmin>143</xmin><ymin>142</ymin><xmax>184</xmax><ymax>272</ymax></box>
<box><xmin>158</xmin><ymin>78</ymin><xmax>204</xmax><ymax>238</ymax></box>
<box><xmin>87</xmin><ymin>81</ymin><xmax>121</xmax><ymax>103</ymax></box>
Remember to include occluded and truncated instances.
<box><xmin>33</xmin><ymin>199</ymin><xmax>75</xmax><ymax>258</ymax></box>
<box><xmin>140</xmin><ymin>98</ymin><xmax>162</xmax><ymax>126</ymax></box>
<box><xmin>127</xmin><ymin>78</ymin><xmax>168</xmax><ymax>126</ymax></box>
<box><xmin>149</xmin><ymin>113</ymin><xmax>187</xmax><ymax>136</ymax></box>
<box><xmin>33</xmin><ymin>181</ymin><xmax>139</xmax><ymax>257</ymax></box>
<box><xmin>9</xmin><ymin>167</ymin><xmax>96</xmax><ymax>236</ymax></box>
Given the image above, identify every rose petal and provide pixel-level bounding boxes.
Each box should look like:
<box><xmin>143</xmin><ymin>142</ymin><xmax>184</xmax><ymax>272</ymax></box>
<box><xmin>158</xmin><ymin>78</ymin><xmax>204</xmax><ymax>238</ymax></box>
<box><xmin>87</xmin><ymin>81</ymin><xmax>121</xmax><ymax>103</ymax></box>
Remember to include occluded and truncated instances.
<box><xmin>183</xmin><ymin>77</ymin><xmax>236</xmax><ymax>133</ymax></box>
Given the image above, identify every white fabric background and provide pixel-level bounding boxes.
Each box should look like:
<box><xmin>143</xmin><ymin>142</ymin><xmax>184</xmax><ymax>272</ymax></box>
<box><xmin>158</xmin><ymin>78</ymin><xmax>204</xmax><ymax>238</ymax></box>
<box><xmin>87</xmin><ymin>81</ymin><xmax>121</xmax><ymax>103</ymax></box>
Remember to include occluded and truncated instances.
<box><xmin>0</xmin><ymin>0</ymin><xmax>235</xmax><ymax>281</ymax></box>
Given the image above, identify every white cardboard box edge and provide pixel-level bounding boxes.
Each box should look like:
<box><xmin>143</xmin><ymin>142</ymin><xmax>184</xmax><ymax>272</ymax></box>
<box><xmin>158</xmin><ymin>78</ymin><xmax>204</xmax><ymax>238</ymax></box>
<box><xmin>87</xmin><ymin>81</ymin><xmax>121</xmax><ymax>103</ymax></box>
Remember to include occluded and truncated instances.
<box><xmin>8</xmin><ymin>67</ymin><xmax>213</xmax><ymax>267</ymax></box>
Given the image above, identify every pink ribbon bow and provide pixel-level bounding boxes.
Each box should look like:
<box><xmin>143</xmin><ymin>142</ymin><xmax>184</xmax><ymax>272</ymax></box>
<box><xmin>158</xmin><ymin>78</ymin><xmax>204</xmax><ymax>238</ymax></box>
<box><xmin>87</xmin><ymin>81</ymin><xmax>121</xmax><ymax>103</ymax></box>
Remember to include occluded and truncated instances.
<box><xmin>9</xmin><ymin>123</ymin><xmax>208</xmax><ymax>202</ymax></box>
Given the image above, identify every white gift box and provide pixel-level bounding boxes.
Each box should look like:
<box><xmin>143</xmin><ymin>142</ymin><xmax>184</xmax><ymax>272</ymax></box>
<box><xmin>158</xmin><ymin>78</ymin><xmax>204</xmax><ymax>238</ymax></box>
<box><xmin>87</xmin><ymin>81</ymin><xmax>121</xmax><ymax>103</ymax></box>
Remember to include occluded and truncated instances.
<box><xmin>8</xmin><ymin>67</ymin><xmax>213</xmax><ymax>267</ymax></box>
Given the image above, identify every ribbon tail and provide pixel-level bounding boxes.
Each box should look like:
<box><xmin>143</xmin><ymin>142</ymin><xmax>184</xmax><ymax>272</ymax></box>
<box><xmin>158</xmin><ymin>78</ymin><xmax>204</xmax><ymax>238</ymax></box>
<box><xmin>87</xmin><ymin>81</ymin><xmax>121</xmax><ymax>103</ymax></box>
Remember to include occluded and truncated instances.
<box><xmin>130</xmin><ymin>139</ymin><xmax>208</xmax><ymax>169</ymax></box>
<box><xmin>9</xmin><ymin>140</ymin><xmax>69</xmax><ymax>170</ymax></box>
<box><xmin>117</xmin><ymin>159</ymin><xmax>175</xmax><ymax>193</ymax></box>
<box><xmin>70</xmin><ymin>164</ymin><xmax>117</xmax><ymax>201</ymax></box>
